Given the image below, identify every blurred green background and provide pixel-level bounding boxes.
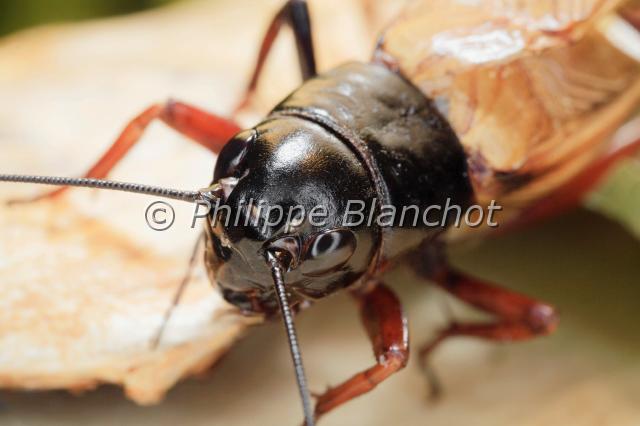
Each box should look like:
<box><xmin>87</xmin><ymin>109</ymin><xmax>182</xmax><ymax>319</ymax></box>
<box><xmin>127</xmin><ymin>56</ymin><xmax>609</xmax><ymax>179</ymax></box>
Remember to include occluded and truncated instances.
<box><xmin>0</xmin><ymin>0</ymin><xmax>178</xmax><ymax>36</ymax></box>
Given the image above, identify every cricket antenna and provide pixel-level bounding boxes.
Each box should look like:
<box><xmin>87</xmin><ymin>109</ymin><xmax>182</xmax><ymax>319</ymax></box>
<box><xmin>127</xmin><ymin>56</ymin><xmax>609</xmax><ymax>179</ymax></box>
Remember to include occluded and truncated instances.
<box><xmin>266</xmin><ymin>250</ymin><xmax>315</xmax><ymax>426</ymax></box>
<box><xmin>0</xmin><ymin>174</ymin><xmax>220</xmax><ymax>204</ymax></box>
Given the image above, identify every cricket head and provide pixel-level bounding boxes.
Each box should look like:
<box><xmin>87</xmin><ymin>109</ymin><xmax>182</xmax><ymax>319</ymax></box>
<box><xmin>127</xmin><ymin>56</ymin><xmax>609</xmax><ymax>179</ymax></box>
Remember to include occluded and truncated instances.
<box><xmin>203</xmin><ymin>119</ymin><xmax>379</xmax><ymax>315</ymax></box>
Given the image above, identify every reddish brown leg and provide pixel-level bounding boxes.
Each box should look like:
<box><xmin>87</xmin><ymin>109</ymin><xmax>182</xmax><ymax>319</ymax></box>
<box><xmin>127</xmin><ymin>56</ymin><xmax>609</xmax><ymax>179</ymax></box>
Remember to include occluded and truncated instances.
<box><xmin>622</xmin><ymin>4</ymin><xmax>640</xmax><ymax>30</ymax></box>
<box><xmin>313</xmin><ymin>283</ymin><xmax>408</xmax><ymax>421</ymax></box>
<box><xmin>16</xmin><ymin>100</ymin><xmax>241</xmax><ymax>202</ymax></box>
<box><xmin>419</xmin><ymin>268</ymin><xmax>558</xmax><ymax>393</ymax></box>
<box><xmin>234</xmin><ymin>0</ymin><xmax>316</xmax><ymax>114</ymax></box>
<box><xmin>504</xmin><ymin>130</ymin><xmax>640</xmax><ymax>231</ymax></box>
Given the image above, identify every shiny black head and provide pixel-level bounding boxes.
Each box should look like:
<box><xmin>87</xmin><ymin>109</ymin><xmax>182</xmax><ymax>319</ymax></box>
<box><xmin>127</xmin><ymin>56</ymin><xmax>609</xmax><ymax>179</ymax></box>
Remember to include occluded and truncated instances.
<box><xmin>204</xmin><ymin>117</ymin><xmax>378</xmax><ymax>314</ymax></box>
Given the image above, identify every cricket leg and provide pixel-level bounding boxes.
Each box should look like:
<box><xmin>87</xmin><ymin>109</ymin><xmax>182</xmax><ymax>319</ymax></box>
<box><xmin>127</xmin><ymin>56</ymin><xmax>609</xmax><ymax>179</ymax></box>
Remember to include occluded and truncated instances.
<box><xmin>418</xmin><ymin>266</ymin><xmax>558</xmax><ymax>395</ymax></box>
<box><xmin>505</xmin><ymin>123</ymin><xmax>640</xmax><ymax>231</ymax></box>
<box><xmin>313</xmin><ymin>283</ymin><xmax>409</xmax><ymax>421</ymax></box>
<box><xmin>621</xmin><ymin>4</ymin><xmax>640</xmax><ymax>30</ymax></box>
<box><xmin>150</xmin><ymin>232</ymin><xmax>204</xmax><ymax>349</ymax></box>
<box><xmin>234</xmin><ymin>0</ymin><xmax>316</xmax><ymax>113</ymax></box>
<box><xmin>12</xmin><ymin>100</ymin><xmax>241</xmax><ymax>203</ymax></box>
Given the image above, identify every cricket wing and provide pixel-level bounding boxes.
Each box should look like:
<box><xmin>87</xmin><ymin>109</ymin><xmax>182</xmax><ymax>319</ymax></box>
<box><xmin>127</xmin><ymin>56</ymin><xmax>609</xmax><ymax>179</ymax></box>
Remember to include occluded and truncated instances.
<box><xmin>377</xmin><ymin>0</ymin><xmax>640</xmax><ymax>207</ymax></box>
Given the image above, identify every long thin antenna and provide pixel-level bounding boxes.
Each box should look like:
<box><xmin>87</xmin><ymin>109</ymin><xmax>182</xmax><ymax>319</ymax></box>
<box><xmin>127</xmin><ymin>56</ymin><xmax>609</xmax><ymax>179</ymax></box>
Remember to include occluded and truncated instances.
<box><xmin>266</xmin><ymin>251</ymin><xmax>315</xmax><ymax>426</ymax></box>
<box><xmin>0</xmin><ymin>174</ymin><xmax>205</xmax><ymax>203</ymax></box>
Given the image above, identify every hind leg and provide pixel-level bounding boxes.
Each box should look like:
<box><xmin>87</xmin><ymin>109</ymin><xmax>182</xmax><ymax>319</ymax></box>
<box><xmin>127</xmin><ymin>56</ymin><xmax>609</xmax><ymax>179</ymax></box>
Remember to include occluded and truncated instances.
<box><xmin>505</xmin><ymin>127</ymin><xmax>640</xmax><ymax>231</ymax></box>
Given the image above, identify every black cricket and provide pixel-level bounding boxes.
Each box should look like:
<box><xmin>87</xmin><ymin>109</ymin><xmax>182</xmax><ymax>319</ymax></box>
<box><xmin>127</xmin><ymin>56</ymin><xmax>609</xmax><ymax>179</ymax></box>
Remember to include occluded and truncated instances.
<box><xmin>0</xmin><ymin>1</ymin><xmax>558</xmax><ymax>425</ymax></box>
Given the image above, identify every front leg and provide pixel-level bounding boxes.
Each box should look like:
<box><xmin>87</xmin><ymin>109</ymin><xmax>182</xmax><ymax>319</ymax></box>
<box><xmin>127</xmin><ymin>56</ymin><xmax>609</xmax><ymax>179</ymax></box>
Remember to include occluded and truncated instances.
<box><xmin>10</xmin><ymin>100</ymin><xmax>240</xmax><ymax>203</ymax></box>
<box><xmin>313</xmin><ymin>283</ymin><xmax>408</xmax><ymax>421</ymax></box>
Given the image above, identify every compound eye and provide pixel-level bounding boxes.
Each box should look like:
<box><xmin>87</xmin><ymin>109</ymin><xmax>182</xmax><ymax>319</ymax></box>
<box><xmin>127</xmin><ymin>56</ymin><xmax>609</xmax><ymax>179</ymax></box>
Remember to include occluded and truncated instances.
<box><xmin>213</xmin><ymin>129</ymin><xmax>254</xmax><ymax>180</ymax></box>
<box><xmin>300</xmin><ymin>229</ymin><xmax>357</xmax><ymax>277</ymax></box>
